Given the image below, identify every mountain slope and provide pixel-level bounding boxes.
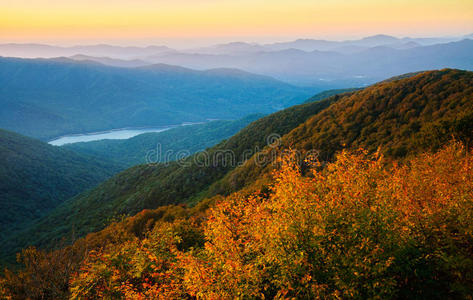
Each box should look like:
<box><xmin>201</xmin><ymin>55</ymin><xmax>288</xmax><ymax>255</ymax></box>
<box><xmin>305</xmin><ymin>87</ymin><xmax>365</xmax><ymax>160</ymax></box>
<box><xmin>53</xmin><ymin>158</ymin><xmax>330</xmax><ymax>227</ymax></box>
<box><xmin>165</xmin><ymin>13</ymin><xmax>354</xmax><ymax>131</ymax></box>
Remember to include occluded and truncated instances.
<box><xmin>0</xmin><ymin>57</ymin><xmax>312</xmax><ymax>140</ymax></box>
<box><xmin>63</xmin><ymin>115</ymin><xmax>262</xmax><ymax>168</ymax></box>
<box><xmin>0</xmin><ymin>129</ymin><xmax>121</xmax><ymax>240</ymax></box>
<box><xmin>4</xmin><ymin>69</ymin><xmax>473</xmax><ymax>264</ymax></box>
<box><xmin>208</xmin><ymin>69</ymin><xmax>473</xmax><ymax>196</ymax></box>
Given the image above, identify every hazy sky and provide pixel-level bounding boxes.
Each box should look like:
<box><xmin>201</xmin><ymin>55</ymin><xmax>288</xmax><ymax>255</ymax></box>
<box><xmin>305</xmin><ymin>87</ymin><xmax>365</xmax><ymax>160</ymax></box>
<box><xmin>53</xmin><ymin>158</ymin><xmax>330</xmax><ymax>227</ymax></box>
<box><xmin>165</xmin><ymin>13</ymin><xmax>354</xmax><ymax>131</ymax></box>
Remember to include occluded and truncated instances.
<box><xmin>1</xmin><ymin>0</ymin><xmax>472</xmax><ymax>47</ymax></box>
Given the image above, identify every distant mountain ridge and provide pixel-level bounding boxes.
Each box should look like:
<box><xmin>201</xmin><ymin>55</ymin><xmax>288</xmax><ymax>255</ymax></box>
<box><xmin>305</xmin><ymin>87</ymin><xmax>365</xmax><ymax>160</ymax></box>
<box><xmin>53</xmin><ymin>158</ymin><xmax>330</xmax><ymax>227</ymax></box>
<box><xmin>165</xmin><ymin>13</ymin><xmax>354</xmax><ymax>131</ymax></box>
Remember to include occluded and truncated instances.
<box><xmin>69</xmin><ymin>54</ymin><xmax>151</xmax><ymax>68</ymax></box>
<box><xmin>145</xmin><ymin>39</ymin><xmax>473</xmax><ymax>86</ymax></box>
<box><xmin>0</xmin><ymin>34</ymin><xmax>465</xmax><ymax>58</ymax></box>
<box><xmin>56</xmin><ymin>38</ymin><xmax>473</xmax><ymax>88</ymax></box>
<box><xmin>0</xmin><ymin>43</ymin><xmax>174</xmax><ymax>59</ymax></box>
<box><xmin>2</xmin><ymin>35</ymin><xmax>471</xmax><ymax>87</ymax></box>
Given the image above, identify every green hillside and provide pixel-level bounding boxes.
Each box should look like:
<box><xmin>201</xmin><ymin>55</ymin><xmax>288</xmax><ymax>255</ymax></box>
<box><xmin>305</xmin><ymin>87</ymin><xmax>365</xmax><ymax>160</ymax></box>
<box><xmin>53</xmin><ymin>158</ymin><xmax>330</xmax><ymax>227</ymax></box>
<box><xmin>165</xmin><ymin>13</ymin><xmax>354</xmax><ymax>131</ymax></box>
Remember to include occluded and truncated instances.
<box><xmin>63</xmin><ymin>115</ymin><xmax>262</xmax><ymax>168</ymax></box>
<box><xmin>0</xmin><ymin>129</ymin><xmax>121</xmax><ymax>241</ymax></box>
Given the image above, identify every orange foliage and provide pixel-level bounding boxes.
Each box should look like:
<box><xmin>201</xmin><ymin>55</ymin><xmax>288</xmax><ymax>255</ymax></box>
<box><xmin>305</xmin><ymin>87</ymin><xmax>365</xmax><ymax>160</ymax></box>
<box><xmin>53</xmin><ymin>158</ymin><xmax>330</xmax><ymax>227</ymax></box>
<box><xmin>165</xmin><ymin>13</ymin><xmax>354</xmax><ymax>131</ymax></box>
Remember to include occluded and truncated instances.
<box><xmin>68</xmin><ymin>220</ymin><xmax>199</xmax><ymax>299</ymax></box>
<box><xmin>4</xmin><ymin>141</ymin><xmax>471</xmax><ymax>299</ymax></box>
<box><xmin>182</xmin><ymin>142</ymin><xmax>473</xmax><ymax>299</ymax></box>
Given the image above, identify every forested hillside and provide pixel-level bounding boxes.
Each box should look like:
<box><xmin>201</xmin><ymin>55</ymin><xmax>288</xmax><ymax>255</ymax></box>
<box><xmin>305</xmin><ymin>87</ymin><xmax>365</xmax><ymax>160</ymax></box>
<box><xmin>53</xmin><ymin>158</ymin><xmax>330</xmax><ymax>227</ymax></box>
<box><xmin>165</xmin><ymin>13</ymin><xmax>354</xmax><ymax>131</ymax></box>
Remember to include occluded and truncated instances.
<box><xmin>3</xmin><ymin>69</ymin><xmax>472</xmax><ymax>267</ymax></box>
<box><xmin>209</xmin><ymin>69</ymin><xmax>473</xmax><ymax>195</ymax></box>
<box><xmin>0</xmin><ymin>129</ymin><xmax>121</xmax><ymax>241</ymax></box>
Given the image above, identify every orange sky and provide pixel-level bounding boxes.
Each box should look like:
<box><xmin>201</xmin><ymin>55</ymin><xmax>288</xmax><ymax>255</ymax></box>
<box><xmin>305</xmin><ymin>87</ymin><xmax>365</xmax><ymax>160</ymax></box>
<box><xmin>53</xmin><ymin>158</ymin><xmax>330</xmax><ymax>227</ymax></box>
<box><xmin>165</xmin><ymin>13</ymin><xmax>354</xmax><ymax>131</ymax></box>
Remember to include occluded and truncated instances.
<box><xmin>0</xmin><ymin>0</ymin><xmax>472</xmax><ymax>46</ymax></box>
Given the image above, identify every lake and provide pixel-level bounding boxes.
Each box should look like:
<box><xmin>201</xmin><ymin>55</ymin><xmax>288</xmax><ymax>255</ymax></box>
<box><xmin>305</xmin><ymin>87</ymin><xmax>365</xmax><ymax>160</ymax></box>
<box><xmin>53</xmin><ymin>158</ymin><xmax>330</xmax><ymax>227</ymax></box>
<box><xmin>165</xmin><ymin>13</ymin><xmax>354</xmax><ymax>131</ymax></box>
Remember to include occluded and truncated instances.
<box><xmin>48</xmin><ymin>123</ymin><xmax>198</xmax><ymax>146</ymax></box>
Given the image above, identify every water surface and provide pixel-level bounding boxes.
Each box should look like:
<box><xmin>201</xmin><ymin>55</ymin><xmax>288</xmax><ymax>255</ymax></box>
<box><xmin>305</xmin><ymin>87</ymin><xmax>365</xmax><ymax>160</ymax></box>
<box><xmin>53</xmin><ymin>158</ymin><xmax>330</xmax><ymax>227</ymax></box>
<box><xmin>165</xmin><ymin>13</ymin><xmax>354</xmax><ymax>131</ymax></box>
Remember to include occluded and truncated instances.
<box><xmin>48</xmin><ymin>124</ymin><xmax>196</xmax><ymax>146</ymax></box>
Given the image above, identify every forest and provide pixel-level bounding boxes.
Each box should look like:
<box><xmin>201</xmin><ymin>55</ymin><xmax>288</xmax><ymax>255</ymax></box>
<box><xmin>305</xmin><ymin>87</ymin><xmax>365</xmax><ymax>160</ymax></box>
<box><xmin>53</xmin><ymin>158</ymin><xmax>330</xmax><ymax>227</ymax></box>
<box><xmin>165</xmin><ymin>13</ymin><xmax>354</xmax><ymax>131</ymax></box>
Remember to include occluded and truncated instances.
<box><xmin>1</xmin><ymin>140</ymin><xmax>472</xmax><ymax>299</ymax></box>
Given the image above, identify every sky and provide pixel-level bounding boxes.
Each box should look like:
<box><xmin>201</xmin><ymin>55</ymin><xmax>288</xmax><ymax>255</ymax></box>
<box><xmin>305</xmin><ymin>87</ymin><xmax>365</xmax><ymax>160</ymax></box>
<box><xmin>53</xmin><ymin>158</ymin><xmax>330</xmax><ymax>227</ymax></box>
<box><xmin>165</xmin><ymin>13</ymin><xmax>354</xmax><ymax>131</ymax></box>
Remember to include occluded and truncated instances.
<box><xmin>1</xmin><ymin>0</ymin><xmax>472</xmax><ymax>47</ymax></box>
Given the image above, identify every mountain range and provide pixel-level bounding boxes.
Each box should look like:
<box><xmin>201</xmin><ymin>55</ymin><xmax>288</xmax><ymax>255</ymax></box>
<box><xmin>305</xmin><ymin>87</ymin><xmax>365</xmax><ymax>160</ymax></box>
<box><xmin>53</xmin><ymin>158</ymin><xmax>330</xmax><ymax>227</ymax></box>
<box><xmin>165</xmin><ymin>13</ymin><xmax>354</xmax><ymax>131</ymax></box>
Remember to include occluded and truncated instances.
<box><xmin>143</xmin><ymin>39</ymin><xmax>473</xmax><ymax>87</ymax></box>
<box><xmin>2</xmin><ymin>35</ymin><xmax>472</xmax><ymax>88</ymax></box>
<box><xmin>0</xmin><ymin>34</ymin><xmax>468</xmax><ymax>58</ymax></box>
<box><xmin>0</xmin><ymin>44</ymin><xmax>174</xmax><ymax>59</ymax></box>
